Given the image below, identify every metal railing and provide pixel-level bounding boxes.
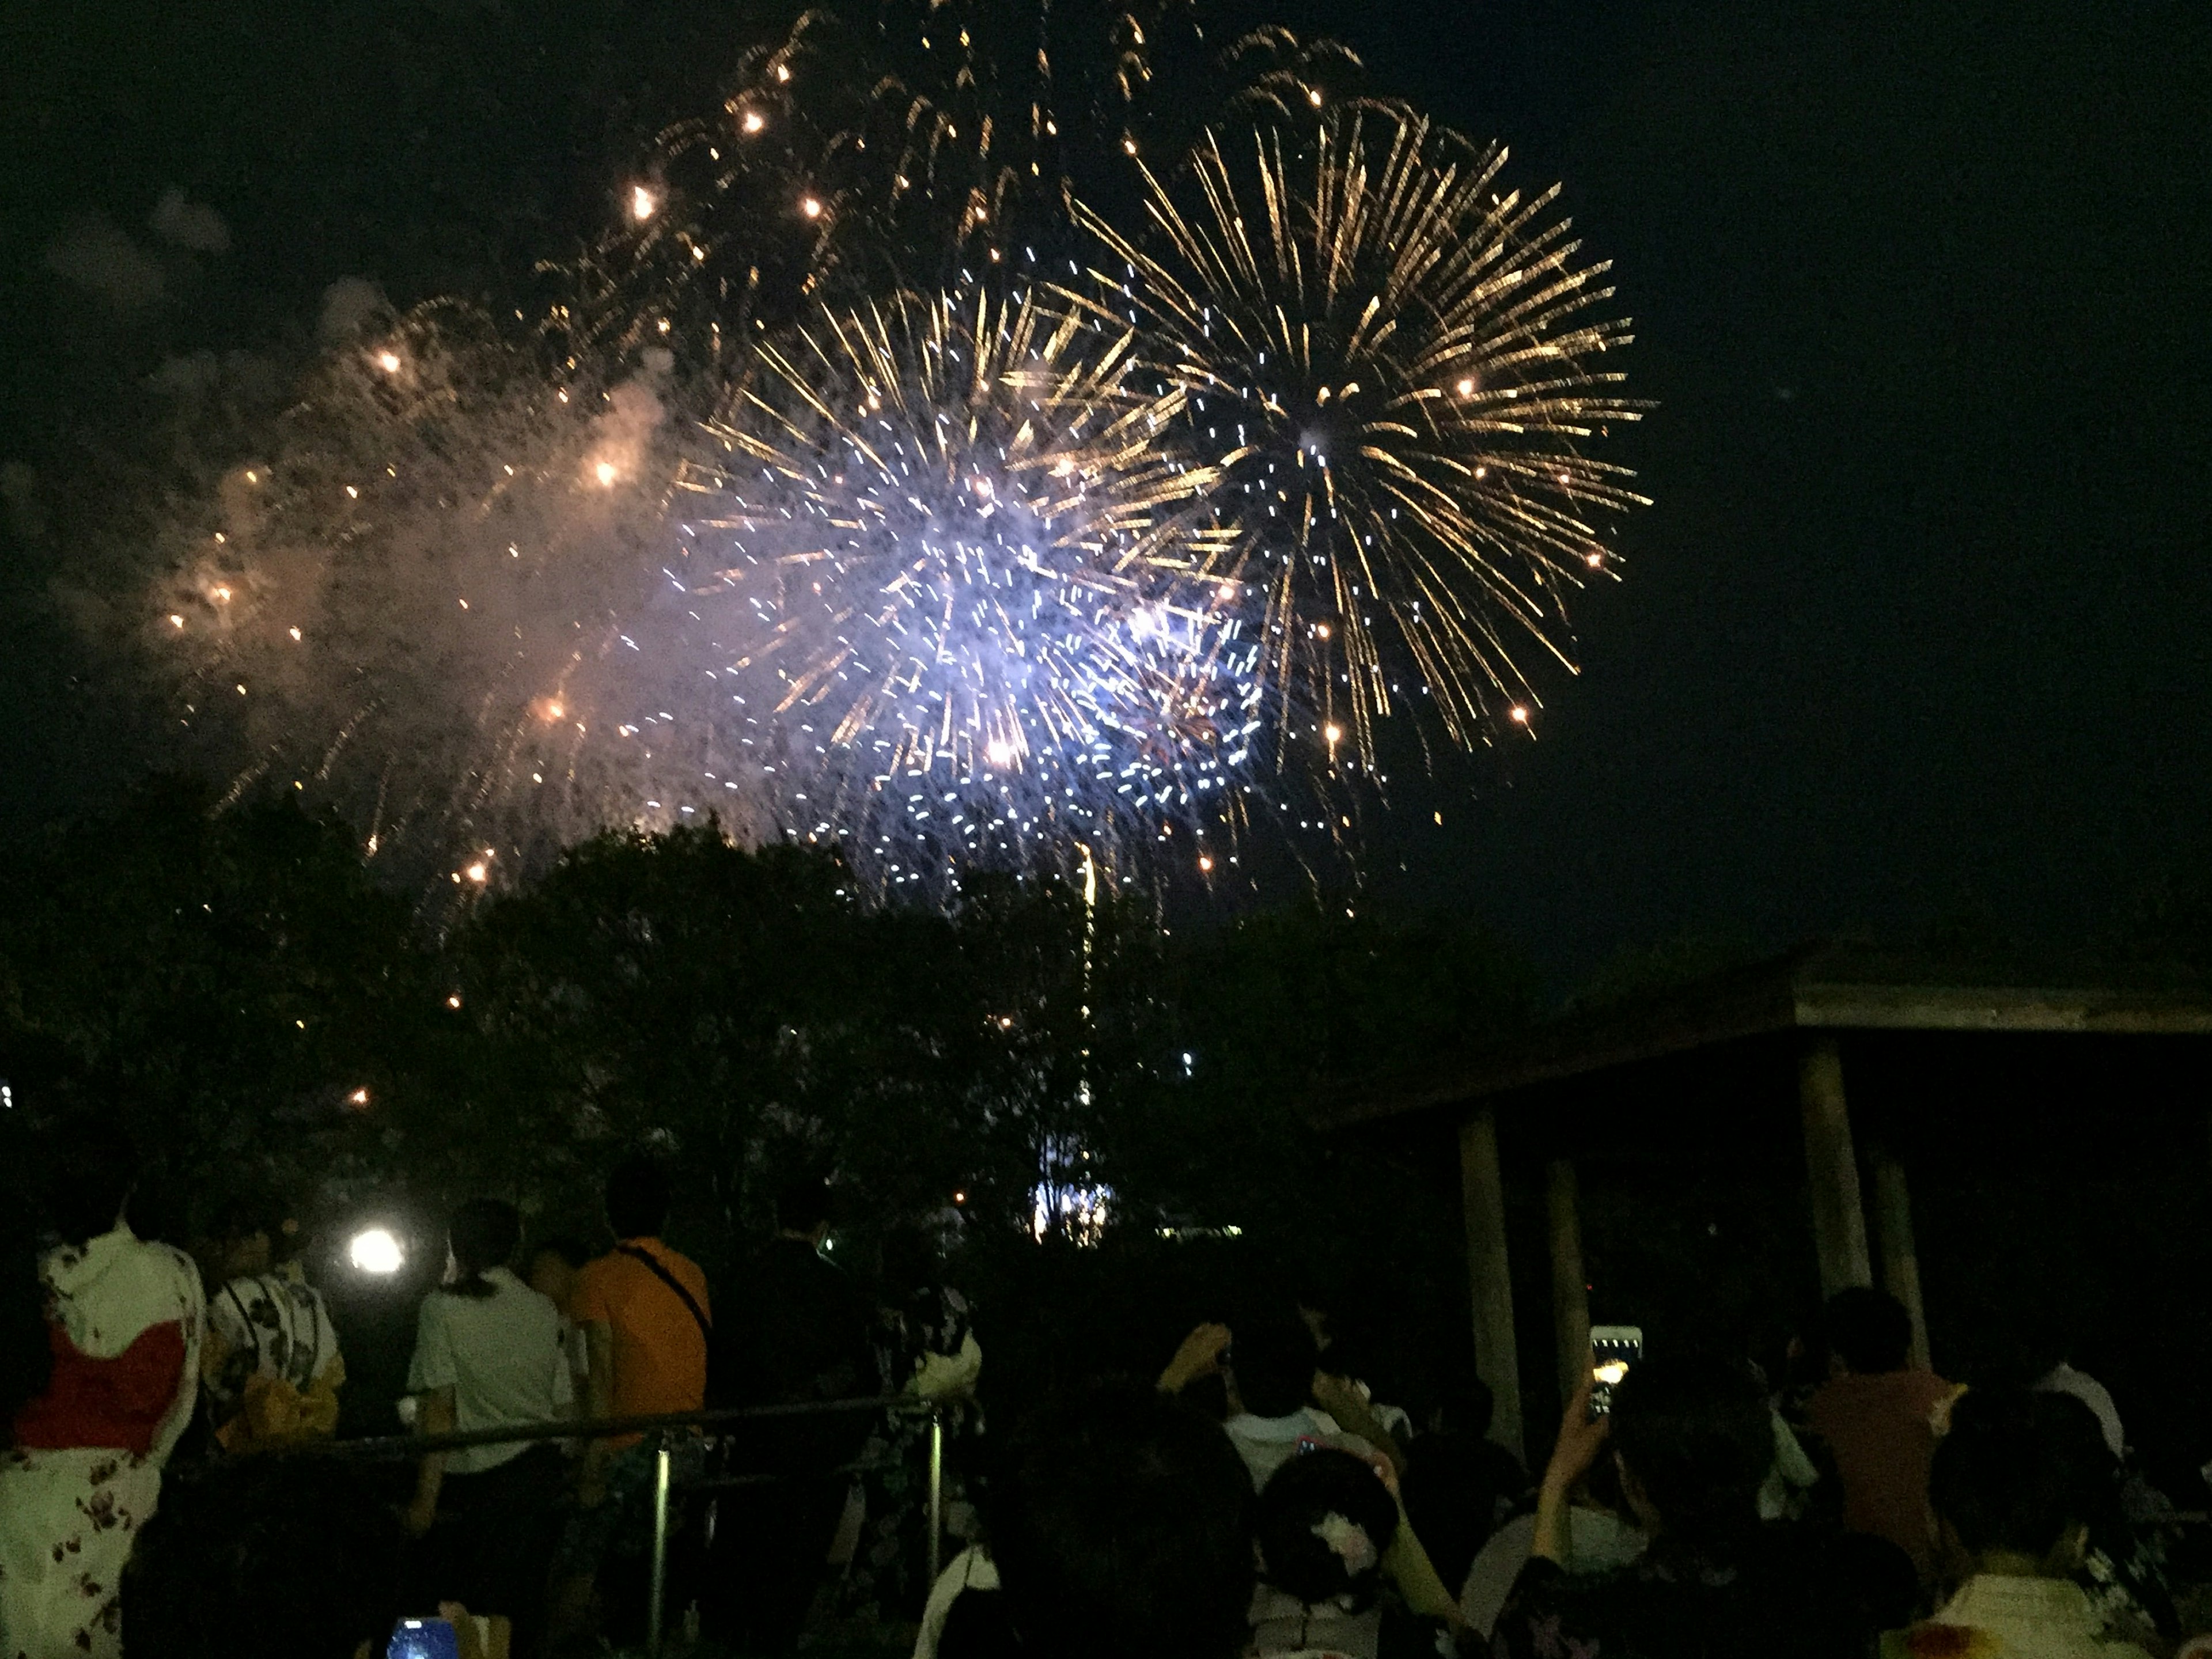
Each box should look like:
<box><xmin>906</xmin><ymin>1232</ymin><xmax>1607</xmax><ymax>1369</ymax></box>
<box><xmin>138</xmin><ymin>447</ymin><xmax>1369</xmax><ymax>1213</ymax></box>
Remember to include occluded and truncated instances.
<box><xmin>288</xmin><ymin>1393</ymin><xmax>953</xmax><ymax>1656</ymax></box>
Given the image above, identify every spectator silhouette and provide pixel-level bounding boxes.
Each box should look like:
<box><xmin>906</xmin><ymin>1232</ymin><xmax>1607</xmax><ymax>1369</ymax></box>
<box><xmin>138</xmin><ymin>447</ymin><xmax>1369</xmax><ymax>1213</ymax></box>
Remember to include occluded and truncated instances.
<box><xmin>2</xmin><ymin>1109</ymin><xmax>203</xmax><ymax>1659</ymax></box>
<box><xmin>1804</xmin><ymin>1287</ymin><xmax>1957</xmax><ymax>1582</ymax></box>
<box><xmin>200</xmin><ymin>1196</ymin><xmax>343</xmax><ymax>1450</ymax></box>
<box><xmin>703</xmin><ymin>1172</ymin><xmax>872</xmax><ymax>1654</ymax></box>
<box><xmin>126</xmin><ymin>1456</ymin><xmax>405</xmax><ymax>1659</ymax></box>
<box><xmin>406</xmin><ymin>1198</ymin><xmax>573</xmax><ymax>1657</ymax></box>
<box><xmin>971</xmin><ymin>1382</ymin><xmax>1256</xmax><ymax>1659</ymax></box>
<box><xmin>1887</xmin><ymin>1388</ymin><xmax>2153</xmax><ymax>1657</ymax></box>
<box><xmin>1494</xmin><ymin>1351</ymin><xmax>1880</xmax><ymax>1659</ymax></box>
<box><xmin>554</xmin><ymin>1157</ymin><xmax>709</xmax><ymax>1645</ymax></box>
<box><xmin>1250</xmin><ymin>1446</ymin><xmax>1402</xmax><ymax>1658</ymax></box>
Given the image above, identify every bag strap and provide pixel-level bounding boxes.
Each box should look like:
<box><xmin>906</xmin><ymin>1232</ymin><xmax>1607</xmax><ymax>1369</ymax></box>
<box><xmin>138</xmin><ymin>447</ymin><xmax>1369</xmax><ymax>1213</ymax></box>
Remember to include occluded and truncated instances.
<box><xmin>615</xmin><ymin>1243</ymin><xmax>712</xmax><ymax>1342</ymax></box>
<box><xmin>224</xmin><ymin>1281</ymin><xmax>263</xmax><ymax>1368</ymax></box>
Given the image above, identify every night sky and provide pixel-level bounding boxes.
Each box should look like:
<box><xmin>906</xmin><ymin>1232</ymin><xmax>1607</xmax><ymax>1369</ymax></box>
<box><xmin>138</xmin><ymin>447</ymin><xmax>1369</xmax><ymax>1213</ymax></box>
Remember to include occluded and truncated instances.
<box><xmin>3</xmin><ymin>0</ymin><xmax>2206</xmax><ymax>983</ymax></box>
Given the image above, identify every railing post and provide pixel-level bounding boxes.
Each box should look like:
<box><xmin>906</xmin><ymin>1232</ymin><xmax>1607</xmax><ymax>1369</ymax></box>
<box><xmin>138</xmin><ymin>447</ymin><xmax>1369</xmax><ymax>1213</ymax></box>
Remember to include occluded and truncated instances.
<box><xmin>647</xmin><ymin>1438</ymin><xmax>672</xmax><ymax>1657</ymax></box>
<box><xmin>926</xmin><ymin>1405</ymin><xmax>946</xmax><ymax>1586</ymax></box>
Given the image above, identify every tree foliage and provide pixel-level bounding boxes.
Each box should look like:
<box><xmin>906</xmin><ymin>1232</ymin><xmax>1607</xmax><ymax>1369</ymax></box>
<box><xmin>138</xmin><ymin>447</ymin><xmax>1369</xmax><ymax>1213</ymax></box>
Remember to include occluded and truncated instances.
<box><xmin>0</xmin><ymin>784</ymin><xmax>1535</xmax><ymax>1284</ymax></box>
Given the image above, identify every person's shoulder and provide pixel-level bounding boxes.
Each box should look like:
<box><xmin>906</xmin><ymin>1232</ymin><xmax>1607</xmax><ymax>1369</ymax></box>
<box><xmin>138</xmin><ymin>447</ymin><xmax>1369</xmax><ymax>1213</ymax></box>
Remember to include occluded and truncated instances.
<box><xmin>650</xmin><ymin>1241</ymin><xmax>709</xmax><ymax>1296</ymax></box>
<box><xmin>570</xmin><ymin>1252</ymin><xmax>625</xmax><ymax>1311</ymax></box>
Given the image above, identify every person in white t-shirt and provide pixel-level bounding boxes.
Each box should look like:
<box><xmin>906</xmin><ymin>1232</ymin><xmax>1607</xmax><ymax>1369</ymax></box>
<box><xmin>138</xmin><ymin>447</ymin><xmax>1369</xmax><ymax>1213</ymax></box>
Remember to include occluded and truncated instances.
<box><xmin>406</xmin><ymin>1198</ymin><xmax>574</xmax><ymax>1653</ymax></box>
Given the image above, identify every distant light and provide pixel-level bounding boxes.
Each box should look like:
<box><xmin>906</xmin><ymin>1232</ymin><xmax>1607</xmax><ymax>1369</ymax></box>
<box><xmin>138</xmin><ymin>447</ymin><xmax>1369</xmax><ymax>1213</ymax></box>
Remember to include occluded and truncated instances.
<box><xmin>1324</xmin><ymin>723</ymin><xmax>1342</xmax><ymax>744</ymax></box>
<box><xmin>349</xmin><ymin>1228</ymin><xmax>404</xmax><ymax>1275</ymax></box>
<box><xmin>288</xmin><ymin>626</ymin><xmax>301</xmax><ymax>641</ymax></box>
<box><xmin>775</xmin><ymin>63</ymin><xmax>791</xmax><ymax>82</ymax></box>
<box><xmin>1307</xmin><ymin>88</ymin><xmax>1323</xmax><ymax>107</ymax></box>
<box><xmin>1122</xmin><ymin>138</ymin><xmax>1138</xmax><ymax>156</ymax></box>
<box><xmin>1315</xmin><ymin>622</ymin><xmax>1331</xmax><ymax>639</ymax></box>
<box><xmin>1509</xmin><ymin>705</ymin><xmax>1530</xmax><ymax>724</ymax></box>
<box><xmin>212</xmin><ymin>586</ymin><xmax>233</xmax><ymax>603</ymax></box>
<box><xmin>244</xmin><ymin>471</ymin><xmax>260</xmax><ymax>484</ymax></box>
<box><xmin>464</xmin><ymin>861</ymin><xmax>488</xmax><ymax>884</ymax></box>
<box><xmin>741</xmin><ymin>110</ymin><xmax>766</xmax><ymax>134</ymax></box>
<box><xmin>630</xmin><ymin>185</ymin><xmax>657</xmax><ymax>222</ymax></box>
<box><xmin>347</xmin><ymin>1088</ymin><xmax>370</xmax><ymax>1107</ymax></box>
<box><xmin>1456</xmin><ymin>378</ymin><xmax>1475</xmax><ymax>396</ymax></box>
<box><xmin>594</xmin><ymin>461</ymin><xmax>619</xmax><ymax>487</ymax></box>
<box><xmin>1198</xmin><ymin>854</ymin><xmax>1214</xmax><ymax>872</ymax></box>
<box><xmin>375</xmin><ymin>350</ymin><xmax>402</xmax><ymax>374</ymax></box>
<box><xmin>169</xmin><ymin>614</ymin><xmax>184</xmax><ymax>628</ymax></box>
<box><xmin>985</xmin><ymin>739</ymin><xmax>1016</xmax><ymax>767</ymax></box>
<box><xmin>801</xmin><ymin>195</ymin><xmax>823</xmax><ymax>219</ymax></box>
<box><xmin>953</xmin><ymin>1190</ymin><xmax>967</xmax><ymax>1205</ymax></box>
<box><xmin>1586</xmin><ymin>552</ymin><xmax>1604</xmax><ymax>567</ymax></box>
<box><xmin>446</xmin><ymin>994</ymin><xmax>463</xmax><ymax>1009</ymax></box>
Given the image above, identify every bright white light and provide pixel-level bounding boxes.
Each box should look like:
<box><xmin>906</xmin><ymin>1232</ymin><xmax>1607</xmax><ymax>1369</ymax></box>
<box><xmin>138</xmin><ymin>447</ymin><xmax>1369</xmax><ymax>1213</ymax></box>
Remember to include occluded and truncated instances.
<box><xmin>1456</xmin><ymin>377</ymin><xmax>1476</xmax><ymax>396</ymax></box>
<box><xmin>375</xmin><ymin>350</ymin><xmax>403</xmax><ymax>374</ymax></box>
<box><xmin>465</xmin><ymin>861</ymin><xmax>488</xmax><ymax>884</ymax></box>
<box><xmin>1509</xmin><ymin>705</ymin><xmax>1530</xmax><ymax>724</ymax></box>
<box><xmin>985</xmin><ymin>740</ymin><xmax>1016</xmax><ymax>767</ymax></box>
<box><xmin>349</xmin><ymin>1228</ymin><xmax>404</xmax><ymax>1275</ymax></box>
<box><xmin>630</xmin><ymin>185</ymin><xmax>657</xmax><ymax>222</ymax></box>
<box><xmin>594</xmin><ymin>461</ymin><xmax>619</xmax><ymax>487</ymax></box>
<box><xmin>801</xmin><ymin>195</ymin><xmax>824</xmax><ymax>219</ymax></box>
<box><xmin>741</xmin><ymin>111</ymin><xmax>765</xmax><ymax>134</ymax></box>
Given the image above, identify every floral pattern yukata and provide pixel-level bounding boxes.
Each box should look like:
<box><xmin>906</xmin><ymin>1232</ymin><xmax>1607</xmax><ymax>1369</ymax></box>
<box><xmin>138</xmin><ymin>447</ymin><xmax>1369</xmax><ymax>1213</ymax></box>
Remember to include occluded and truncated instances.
<box><xmin>202</xmin><ymin>1265</ymin><xmax>343</xmax><ymax>1447</ymax></box>
<box><xmin>1</xmin><ymin>1225</ymin><xmax>203</xmax><ymax>1659</ymax></box>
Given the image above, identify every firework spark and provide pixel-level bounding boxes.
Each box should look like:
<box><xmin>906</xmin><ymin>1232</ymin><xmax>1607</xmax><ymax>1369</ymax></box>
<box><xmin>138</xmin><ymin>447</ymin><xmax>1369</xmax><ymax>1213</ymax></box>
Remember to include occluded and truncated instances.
<box><xmin>1070</xmin><ymin>108</ymin><xmax>1648</xmax><ymax>767</ymax></box>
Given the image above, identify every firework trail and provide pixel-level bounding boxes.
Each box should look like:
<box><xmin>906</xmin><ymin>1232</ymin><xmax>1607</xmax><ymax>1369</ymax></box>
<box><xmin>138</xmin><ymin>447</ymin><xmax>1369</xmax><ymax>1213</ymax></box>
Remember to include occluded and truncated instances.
<box><xmin>1070</xmin><ymin>107</ymin><xmax>1648</xmax><ymax>771</ymax></box>
<box><xmin>579</xmin><ymin>5</ymin><xmax>1359</xmax><ymax>367</ymax></box>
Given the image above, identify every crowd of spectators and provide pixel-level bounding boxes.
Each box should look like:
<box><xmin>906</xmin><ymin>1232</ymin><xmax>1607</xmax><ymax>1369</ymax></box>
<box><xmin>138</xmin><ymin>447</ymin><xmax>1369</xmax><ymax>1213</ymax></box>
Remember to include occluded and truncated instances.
<box><xmin>5</xmin><ymin>1112</ymin><xmax>2211</xmax><ymax>1659</ymax></box>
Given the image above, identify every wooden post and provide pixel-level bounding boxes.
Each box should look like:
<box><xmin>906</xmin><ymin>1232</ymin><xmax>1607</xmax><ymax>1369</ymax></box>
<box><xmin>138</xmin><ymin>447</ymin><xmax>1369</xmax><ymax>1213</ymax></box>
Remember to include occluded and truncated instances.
<box><xmin>1459</xmin><ymin>1109</ymin><xmax>1523</xmax><ymax>1461</ymax></box>
<box><xmin>1546</xmin><ymin>1159</ymin><xmax>1591</xmax><ymax>1408</ymax></box>
<box><xmin>1798</xmin><ymin>1037</ymin><xmax>1873</xmax><ymax>1298</ymax></box>
<box><xmin>1870</xmin><ymin>1151</ymin><xmax>1932</xmax><ymax>1372</ymax></box>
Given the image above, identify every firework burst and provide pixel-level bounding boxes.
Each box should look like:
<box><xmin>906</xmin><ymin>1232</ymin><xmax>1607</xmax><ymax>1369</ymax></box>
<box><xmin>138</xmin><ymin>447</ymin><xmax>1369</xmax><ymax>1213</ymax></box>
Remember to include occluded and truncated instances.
<box><xmin>664</xmin><ymin>279</ymin><xmax>1259</xmax><ymax>888</ymax></box>
<box><xmin>1070</xmin><ymin>108</ymin><xmax>1649</xmax><ymax>768</ymax></box>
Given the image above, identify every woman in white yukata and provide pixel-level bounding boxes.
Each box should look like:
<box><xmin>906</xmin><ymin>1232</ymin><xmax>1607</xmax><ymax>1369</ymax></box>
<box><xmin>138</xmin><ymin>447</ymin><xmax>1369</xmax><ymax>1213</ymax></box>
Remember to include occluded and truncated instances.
<box><xmin>0</xmin><ymin>1114</ymin><xmax>203</xmax><ymax>1659</ymax></box>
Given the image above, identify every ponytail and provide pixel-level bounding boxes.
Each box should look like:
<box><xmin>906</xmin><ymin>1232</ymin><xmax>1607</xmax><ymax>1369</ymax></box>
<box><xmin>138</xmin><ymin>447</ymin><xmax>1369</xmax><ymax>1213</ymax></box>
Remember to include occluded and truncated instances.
<box><xmin>441</xmin><ymin>1199</ymin><xmax>520</xmax><ymax>1300</ymax></box>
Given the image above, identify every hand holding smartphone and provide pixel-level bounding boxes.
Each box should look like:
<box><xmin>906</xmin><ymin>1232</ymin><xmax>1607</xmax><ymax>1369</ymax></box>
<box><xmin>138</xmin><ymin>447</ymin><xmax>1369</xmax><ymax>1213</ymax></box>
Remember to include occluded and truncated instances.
<box><xmin>388</xmin><ymin>1620</ymin><xmax>460</xmax><ymax>1659</ymax></box>
<box><xmin>1588</xmin><ymin>1325</ymin><xmax>1643</xmax><ymax>1420</ymax></box>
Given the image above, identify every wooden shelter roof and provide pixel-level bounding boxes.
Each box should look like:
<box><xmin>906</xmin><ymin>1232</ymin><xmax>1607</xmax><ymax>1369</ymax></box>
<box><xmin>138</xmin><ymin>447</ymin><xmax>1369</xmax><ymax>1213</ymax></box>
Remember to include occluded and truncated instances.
<box><xmin>1330</xmin><ymin>944</ymin><xmax>2212</xmax><ymax>1128</ymax></box>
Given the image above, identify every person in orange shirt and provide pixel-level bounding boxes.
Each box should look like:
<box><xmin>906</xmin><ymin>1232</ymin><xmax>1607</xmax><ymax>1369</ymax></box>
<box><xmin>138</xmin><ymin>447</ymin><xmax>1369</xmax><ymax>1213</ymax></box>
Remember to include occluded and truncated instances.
<box><xmin>554</xmin><ymin>1157</ymin><xmax>711</xmax><ymax>1638</ymax></box>
<box><xmin>1804</xmin><ymin>1287</ymin><xmax>1957</xmax><ymax>1585</ymax></box>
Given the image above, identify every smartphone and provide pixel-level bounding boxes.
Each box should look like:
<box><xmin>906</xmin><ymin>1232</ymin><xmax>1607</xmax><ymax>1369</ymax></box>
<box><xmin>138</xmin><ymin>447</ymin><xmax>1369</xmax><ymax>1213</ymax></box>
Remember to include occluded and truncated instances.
<box><xmin>388</xmin><ymin>1619</ymin><xmax>461</xmax><ymax>1659</ymax></box>
<box><xmin>1589</xmin><ymin>1325</ymin><xmax>1644</xmax><ymax>1419</ymax></box>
